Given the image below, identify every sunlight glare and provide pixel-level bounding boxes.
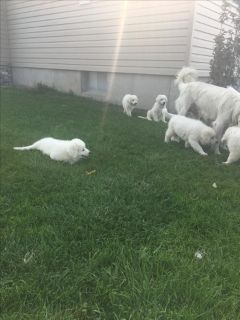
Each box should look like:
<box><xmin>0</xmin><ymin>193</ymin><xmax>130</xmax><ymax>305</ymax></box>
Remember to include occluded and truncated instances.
<box><xmin>98</xmin><ymin>1</ymin><xmax>128</xmax><ymax>137</ymax></box>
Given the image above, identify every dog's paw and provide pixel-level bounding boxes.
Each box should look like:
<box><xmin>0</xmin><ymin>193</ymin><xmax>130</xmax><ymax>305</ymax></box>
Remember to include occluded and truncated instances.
<box><xmin>201</xmin><ymin>152</ymin><xmax>208</xmax><ymax>156</ymax></box>
<box><xmin>214</xmin><ymin>149</ymin><xmax>221</xmax><ymax>155</ymax></box>
<box><xmin>222</xmin><ymin>161</ymin><xmax>230</xmax><ymax>165</ymax></box>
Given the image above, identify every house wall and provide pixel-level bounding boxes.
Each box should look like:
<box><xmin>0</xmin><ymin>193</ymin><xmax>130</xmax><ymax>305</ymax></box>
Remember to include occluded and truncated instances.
<box><xmin>0</xmin><ymin>0</ymin><xmax>10</xmax><ymax>67</ymax></box>
<box><xmin>6</xmin><ymin>0</ymin><xmax>195</xmax><ymax>110</ymax></box>
<box><xmin>7</xmin><ymin>0</ymin><xmax>193</xmax><ymax>75</ymax></box>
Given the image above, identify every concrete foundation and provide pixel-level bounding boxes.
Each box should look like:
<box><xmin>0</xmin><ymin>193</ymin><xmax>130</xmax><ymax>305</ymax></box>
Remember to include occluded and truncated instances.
<box><xmin>12</xmin><ymin>67</ymin><xmax>179</xmax><ymax>112</ymax></box>
<box><xmin>12</xmin><ymin>68</ymin><xmax>82</xmax><ymax>96</ymax></box>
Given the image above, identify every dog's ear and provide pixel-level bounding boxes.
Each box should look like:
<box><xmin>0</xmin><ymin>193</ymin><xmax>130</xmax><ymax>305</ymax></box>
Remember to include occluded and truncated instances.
<box><xmin>200</xmin><ymin>130</ymin><xmax>210</xmax><ymax>143</ymax></box>
<box><xmin>69</xmin><ymin>141</ymin><xmax>81</xmax><ymax>158</ymax></box>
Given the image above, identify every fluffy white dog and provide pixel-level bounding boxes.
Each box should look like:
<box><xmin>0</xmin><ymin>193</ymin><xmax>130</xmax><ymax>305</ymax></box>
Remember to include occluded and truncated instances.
<box><xmin>138</xmin><ymin>94</ymin><xmax>168</xmax><ymax>122</ymax></box>
<box><xmin>163</xmin><ymin>108</ymin><xmax>217</xmax><ymax>156</ymax></box>
<box><xmin>175</xmin><ymin>67</ymin><xmax>240</xmax><ymax>153</ymax></box>
<box><xmin>14</xmin><ymin>137</ymin><xmax>90</xmax><ymax>164</ymax></box>
<box><xmin>122</xmin><ymin>94</ymin><xmax>138</xmax><ymax>117</ymax></box>
<box><xmin>221</xmin><ymin>126</ymin><xmax>240</xmax><ymax>164</ymax></box>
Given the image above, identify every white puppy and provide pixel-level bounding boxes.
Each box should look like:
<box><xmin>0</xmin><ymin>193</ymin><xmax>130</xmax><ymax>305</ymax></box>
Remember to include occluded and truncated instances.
<box><xmin>175</xmin><ymin>67</ymin><xmax>240</xmax><ymax>153</ymax></box>
<box><xmin>122</xmin><ymin>94</ymin><xmax>138</xmax><ymax>117</ymax></box>
<box><xmin>14</xmin><ymin>137</ymin><xmax>90</xmax><ymax>164</ymax></box>
<box><xmin>221</xmin><ymin>126</ymin><xmax>240</xmax><ymax>164</ymax></box>
<box><xmin>163</xmin><ymin>108</ymin><xmax>217</xmax><ymax>156</ymax></box>
<box><xmin>138</xmin><ymin>94</ymin><xmax>168</xmax><ymax>122</ymax></box>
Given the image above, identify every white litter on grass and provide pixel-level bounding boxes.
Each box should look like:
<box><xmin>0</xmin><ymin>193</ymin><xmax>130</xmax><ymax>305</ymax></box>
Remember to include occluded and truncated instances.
<box><xmin>194</xmin><ymin>250</ymin><xmax>205</xmax><ymax>260</ymax></box>
<box><xmin>23</xmin><ymin>251</ymin><xmax>34</xmax><ymax>264</ymax></box>
<box><xmin>212</xmin><ymin>182</ymin><xmax>217</xmax><ymax>188</ymax></box>
<box><xmin>86</xmin><ymin>169</ymin><xmax>96</xmax><ymax>176</ymax></box>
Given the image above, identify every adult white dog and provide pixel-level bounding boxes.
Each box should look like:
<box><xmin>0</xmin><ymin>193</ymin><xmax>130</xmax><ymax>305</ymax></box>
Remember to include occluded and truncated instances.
<box><xmin>138</xmin><ymin>94</ymin><xmax>168</xmax><ymax>122</ymax></box>
<box><xmin>175</xmin><ymin>67</ymin><xmax>240</xmax><ymax>153</ymax></box>
<box><xmin>14</xmin><ymin>137</ymin><xmax>90</xmax><ymax>164</ymax></box>
<box><xmin>221</xmin><ymin>126</ymin><xmax>240</xmax><ymax>164</ymax></box>
<box><xmin>122</xmin><ymin>94</ymin><xmax>138</xmax><ymax>117</ymax></box>
<box><xmin>163</xmin><ymin>108</ymin><xmax>217</xmax><ymax>156</ymax></box>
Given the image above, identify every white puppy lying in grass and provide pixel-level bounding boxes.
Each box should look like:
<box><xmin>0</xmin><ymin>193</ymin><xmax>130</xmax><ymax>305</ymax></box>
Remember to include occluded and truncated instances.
<box><xmin>14</xmin><ymin>137</ymin><xmax>90</xmax><ymax>164</ymax></box>
<box><xmin>221</xmin><ymin>126</ymin><xmax>240</xmax><ymax>164</ymax></box>
<box><xmin>138</xmin><ymin>94</ymin><xmax>168</xmax><ymax>122</ymax></box>
<box><xmin>163</xmin><ymin>108</ymin><xmax>217</xmax><ymax>156</ymax></box>
<box><xmin>122</xmin><ymin>94</ymin><xmax>138</xmax><ymax>117</ymax></box>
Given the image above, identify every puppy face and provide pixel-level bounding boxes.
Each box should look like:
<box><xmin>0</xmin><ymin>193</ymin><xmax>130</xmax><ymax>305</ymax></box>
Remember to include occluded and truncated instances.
<box><xmin>201</xmin><ymin>128</ymin><xmax>217</xmax><ymax>145</ymax></box>
<box><xmin>130</xmin><ymin>95</ymin><xmax>138</xmax><ymax>105</ymax></box>
<box><xmin>70</xmin><ymin>139</ymin><xmax>90</xmax><ymax>158</ymax></box>
<box><xmin>156</xmin><ymin>95</ymin><xmax>168</xmax><ymax>107</ymax></box>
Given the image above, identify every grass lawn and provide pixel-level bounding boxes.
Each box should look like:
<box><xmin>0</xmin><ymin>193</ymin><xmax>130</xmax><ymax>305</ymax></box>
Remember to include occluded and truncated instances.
<box><xmin>1</xmin><ymin>87</ymin><xmax>240</xmax><ymax>320</ymax></box>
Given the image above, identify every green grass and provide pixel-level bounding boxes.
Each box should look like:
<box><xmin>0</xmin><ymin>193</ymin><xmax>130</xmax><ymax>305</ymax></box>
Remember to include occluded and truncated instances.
<box><xmin>1</xmin><ymin>87</ymin><xmax>240</xmax><ymax>320</ymax></box>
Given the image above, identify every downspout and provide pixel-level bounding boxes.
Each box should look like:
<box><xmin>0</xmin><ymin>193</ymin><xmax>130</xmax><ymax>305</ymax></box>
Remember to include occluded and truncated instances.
<box><xmin>185</xmin><ymin>0</ymin><xmax>197</xmax><ymax>67</ymax></box>
<box><xmin>3</xmin><ymin>0</ymin><xmax>12</xmax><ymax>83</ymax></box>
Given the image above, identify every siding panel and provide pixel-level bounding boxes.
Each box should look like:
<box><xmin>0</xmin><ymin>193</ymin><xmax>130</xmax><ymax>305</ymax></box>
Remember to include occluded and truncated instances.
<box><xmin>10</xmin><ymin>45</ymin><xmax>186</xmax><ymax>54</ymax></box>
<box><xmin>10</xmin><ymin>52</ymin><xmax>186</xmax><ymax>61</ymax></box>
<box><xmin>7</xmin><ymin>0</ymin><xmax>193</xmax><ymax>76</ymax></box>
<box><xmin>9</xmin><ymin>37</ymin><xmax>187</xmax><ymax>48</ymax></box>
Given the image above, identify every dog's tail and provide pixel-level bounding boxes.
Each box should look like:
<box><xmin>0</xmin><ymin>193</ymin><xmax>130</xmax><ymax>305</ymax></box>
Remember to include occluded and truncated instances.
<box><xmin>162</xmin><ymin>107</ymin><xmax>174</xmax><ymax>122</ymax></box>
<box><xmin>175</xmin><ymin>67</ymin><xmax>198</xmax><ymax>89</ymax></box>
<box><xmin>138</xmin><ymin>115</ymin><xmax>148</xmax><ymax>120</ymax></box>
<box><xmin>13</xmin><ymin>144</ymin><xmax>35</xmax><ymax>151</ymax></box>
